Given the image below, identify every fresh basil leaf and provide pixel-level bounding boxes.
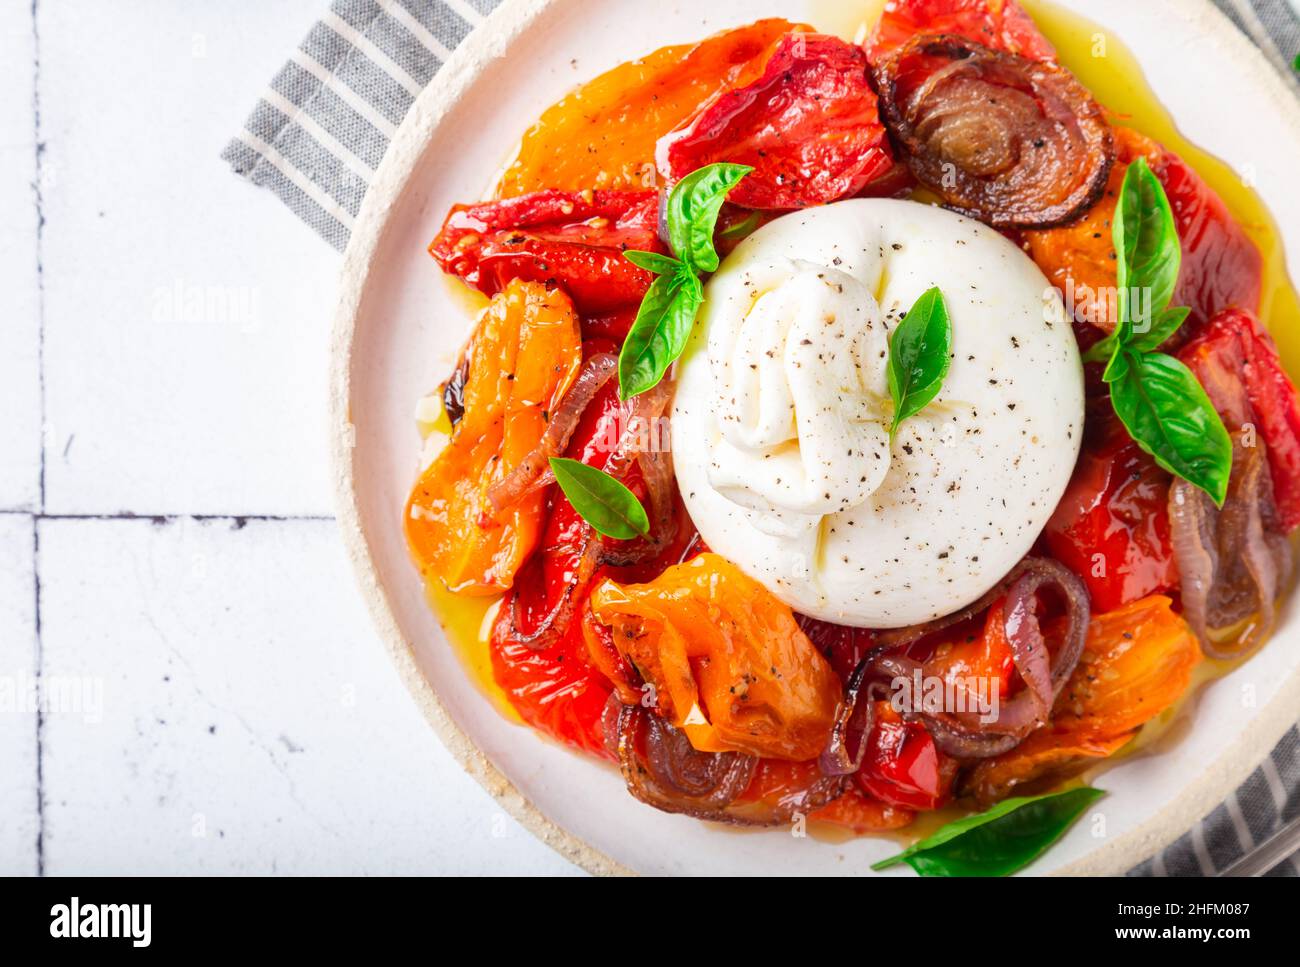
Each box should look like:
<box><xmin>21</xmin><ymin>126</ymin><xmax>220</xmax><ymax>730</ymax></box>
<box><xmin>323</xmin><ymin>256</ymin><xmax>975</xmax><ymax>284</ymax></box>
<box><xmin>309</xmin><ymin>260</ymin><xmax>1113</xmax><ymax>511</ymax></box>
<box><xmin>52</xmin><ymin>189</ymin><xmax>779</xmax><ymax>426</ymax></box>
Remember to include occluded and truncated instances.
<box><xmin>1080</xmin><ymin>331</ymin><xmax>1118</xmax><ymax>366</ymax></box>
<box><xmin>618</xmin><ymin>267</ymin><xmax>704</xmax><ymax>399</ymax></box>
<box><xmin>1114</xmin><ymin>156</ymin><xmax>1181</xmax><ymax>333</ymax></box>
<box><xmin>666</xmin><ymin>162</ymin><xmax>753</xmax><ymax>274</ymax></box>
<box><xmin>871</xmin><ymin>787</ymin><xmax>1105</xmax><ymax>877</ymax></box>
<box><xmin>548</xmin><ymin>457</ymin><xmax>649</xmax><ymax>540</ymax></box>
<box><xmin>718</xmin><ymin>210</ymin><xmax>762</xmax><ymax>241</ymax></box>
<box><xmin>624</xmin><ymin>250</ymin><xmax>682</xmax><ymax>277</ymax></box>
<box><xmin>1127</xmin><ymin>305</ymin><xmax>1190</xmax><ymax>354</ymax></box>
<box><xmin>1101</xmin><ymin>344</ymin><xmax>1131</xmax><ymax>384</ymax></box>
<box><xmin>1110</xmin><ymin>351</ymin><xmax>1233</xmax><ymax>506</ymax></box>
<box><xmin>887</xmin><ymin>286</ymin><xmax>953</xmax><ymax>436</ymax></box>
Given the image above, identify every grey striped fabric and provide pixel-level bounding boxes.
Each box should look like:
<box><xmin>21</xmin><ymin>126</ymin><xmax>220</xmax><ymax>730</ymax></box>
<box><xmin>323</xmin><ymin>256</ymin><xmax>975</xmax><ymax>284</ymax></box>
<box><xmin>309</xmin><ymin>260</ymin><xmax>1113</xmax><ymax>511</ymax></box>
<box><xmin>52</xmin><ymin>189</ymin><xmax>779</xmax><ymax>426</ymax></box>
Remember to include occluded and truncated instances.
<box><xmin>224</xmin><ymin>0</ymin><xmax>1300</xmax><ymax>876</ymax></box>
<box><xmin>223</xmin><ymin>0</ymin><xmax>504</xmax><ymax>249</ymax></box>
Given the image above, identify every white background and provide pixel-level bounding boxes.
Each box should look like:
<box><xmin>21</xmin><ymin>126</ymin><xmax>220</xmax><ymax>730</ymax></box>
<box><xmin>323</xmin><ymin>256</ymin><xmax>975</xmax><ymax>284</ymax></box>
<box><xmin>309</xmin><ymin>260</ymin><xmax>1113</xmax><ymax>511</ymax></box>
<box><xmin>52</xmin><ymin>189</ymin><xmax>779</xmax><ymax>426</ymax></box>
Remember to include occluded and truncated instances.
<box><xmin>0</xmin><ymin>0</ymin><xmax>578</xmax><ymax>875</ymax></box>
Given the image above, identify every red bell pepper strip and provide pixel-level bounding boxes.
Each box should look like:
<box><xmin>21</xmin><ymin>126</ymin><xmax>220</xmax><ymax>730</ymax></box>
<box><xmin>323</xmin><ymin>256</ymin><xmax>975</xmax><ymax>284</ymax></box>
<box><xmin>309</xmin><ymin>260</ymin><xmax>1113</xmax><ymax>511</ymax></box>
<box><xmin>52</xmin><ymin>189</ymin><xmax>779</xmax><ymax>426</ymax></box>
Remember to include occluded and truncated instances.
<box><xmin>429</xmin><ymin>189</ymin><xmax>665</xmax><ymax>315</ymax></box>
<box><xmin>855</xmin><ymin>704</ymin><xmax>956</xmax><ymax>811</ymax></box>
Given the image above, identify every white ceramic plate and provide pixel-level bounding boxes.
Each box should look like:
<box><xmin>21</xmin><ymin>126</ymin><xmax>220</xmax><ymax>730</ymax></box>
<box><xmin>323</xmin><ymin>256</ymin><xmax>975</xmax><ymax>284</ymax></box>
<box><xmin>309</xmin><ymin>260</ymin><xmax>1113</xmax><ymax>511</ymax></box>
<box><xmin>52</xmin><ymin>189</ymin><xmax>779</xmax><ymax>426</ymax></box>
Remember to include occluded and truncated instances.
<box><xmin>330</xmin><ymin>0</ymin><xmax>1300</xmax><ymax>874</ymax></box>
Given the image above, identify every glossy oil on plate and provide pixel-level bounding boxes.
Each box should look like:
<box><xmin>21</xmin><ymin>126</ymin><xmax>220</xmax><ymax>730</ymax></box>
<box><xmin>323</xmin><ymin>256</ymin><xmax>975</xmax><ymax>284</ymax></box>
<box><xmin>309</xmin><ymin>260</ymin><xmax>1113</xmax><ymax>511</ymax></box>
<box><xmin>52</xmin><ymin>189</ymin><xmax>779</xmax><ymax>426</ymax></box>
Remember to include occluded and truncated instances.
<box><xmin>329</xmin><ymin>0</ymin><xmax>1300</xmax><ymax>875</ymax></box>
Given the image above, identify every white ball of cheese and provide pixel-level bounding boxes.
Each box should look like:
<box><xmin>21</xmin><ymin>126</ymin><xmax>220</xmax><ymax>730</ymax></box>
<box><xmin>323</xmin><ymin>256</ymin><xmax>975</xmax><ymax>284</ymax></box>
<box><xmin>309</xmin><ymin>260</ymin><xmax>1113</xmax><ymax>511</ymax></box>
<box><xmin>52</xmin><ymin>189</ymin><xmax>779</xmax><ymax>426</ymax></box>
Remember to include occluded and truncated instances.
<box><xmin>671</xmin><ymin>199</ymin><xmax>1083</xmax><ymax>628</ymax></box>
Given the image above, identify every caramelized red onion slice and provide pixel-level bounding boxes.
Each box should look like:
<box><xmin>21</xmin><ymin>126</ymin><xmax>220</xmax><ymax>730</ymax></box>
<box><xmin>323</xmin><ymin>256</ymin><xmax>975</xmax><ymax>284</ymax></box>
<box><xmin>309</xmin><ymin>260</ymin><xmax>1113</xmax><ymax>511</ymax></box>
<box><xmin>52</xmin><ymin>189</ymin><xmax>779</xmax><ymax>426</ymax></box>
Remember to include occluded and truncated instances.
<box><xmin>614</xmin><ymin>704</ymin><xmax>758</xmax><ymax>822</ymax></box>
<box><xmin>1002</xmin><ymin>558</ymin><xmax>1088</xmax><ymax>720</ymax></box>
<box><xmin>818</xmin><ymin>652</ymin><xmax>883</xmax><ymax>776</ymax></box>
<box><xmin>874</xmin><ymin>34</ymin><xmax>1114</xmax><ymax>228</ymax></box>
<box><xmin>869</xmin><ymin>557</ymin><xmax>1090</xmax><ymax>759</ymax></box>
<box><xmin>507</xmin><ymin>525</ymin><xmax>603</xmax><ymax>651</ymax></box>
<box><xmin>1169</xmin><ymin>436</ymin><xmax>1294</xmax><ymax>660</ymax></box>
<box><xmin>441</xmin><ymin>352</ymin><xmax>470</xmax><ymax>428</ymax></box>
<box><xmin>610</xmin><ymin>705</ymin><xmax>847</xmax><ymax>826</ymax></box>
<box><xmin>920</xmin><ymin>717</ymin><xmax>1024</xmax><ymax>759</ymax></box>
<box><xmin>487</xmin><ymin>353</ymin><xmax>618</xmax><ymax>514</ymax></box>
<box><xmin>596</xmin><ymin>379</ymin><xmax>679</xmax><ymax>567</ymax></box>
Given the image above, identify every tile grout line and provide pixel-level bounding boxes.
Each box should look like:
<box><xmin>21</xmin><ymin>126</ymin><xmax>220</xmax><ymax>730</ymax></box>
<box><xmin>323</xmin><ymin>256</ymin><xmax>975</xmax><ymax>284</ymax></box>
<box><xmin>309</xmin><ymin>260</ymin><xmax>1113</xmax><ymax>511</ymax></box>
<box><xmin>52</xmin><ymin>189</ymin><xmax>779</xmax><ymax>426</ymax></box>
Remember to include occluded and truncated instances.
<box><xmin>30</xmin><ymin>0</ymin><xmax>45</xmax><ymax>879</ymax></box>
<box><xmin>30</xmin><ymin>516</ymin><xmax>44</xmax><ymax>878</ymax></box>
<box><xmin>31</xmin><ymin>0</ymin><xmax>44</xmax><ymax>514</ymax></box>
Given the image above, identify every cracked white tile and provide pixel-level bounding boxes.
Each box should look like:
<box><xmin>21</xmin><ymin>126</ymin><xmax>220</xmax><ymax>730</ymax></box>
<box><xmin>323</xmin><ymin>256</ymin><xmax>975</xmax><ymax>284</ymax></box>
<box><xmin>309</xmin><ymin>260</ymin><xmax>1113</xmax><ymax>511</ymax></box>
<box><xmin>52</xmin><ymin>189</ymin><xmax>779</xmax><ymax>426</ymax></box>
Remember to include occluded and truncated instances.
<box><xmin>36</xmin><ymin>516</ymin><xmax>578</xmax><ymax>874</ymax></box>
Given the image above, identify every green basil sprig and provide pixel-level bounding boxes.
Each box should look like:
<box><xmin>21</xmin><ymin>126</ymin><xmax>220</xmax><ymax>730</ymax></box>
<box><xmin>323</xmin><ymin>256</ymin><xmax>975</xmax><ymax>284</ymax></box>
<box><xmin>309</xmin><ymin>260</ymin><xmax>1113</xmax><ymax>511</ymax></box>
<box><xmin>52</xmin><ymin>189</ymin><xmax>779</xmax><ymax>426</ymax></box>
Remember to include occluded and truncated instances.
<box><xmin>618</xmin><ymin>163</ymin><xmax>752</xmax><ymax>399</ymax></box>
<box><xmin>887</xmin><ymin>286</ymin><xmax>953</xmax><ymax>438</ymax></box>
<box><xmin>1080</xmin><ymin>157</ymin><xmax>1231</xmax><ymax>506</ymax></box>
<box><xmin>872</xmin><ymin>787</ymin><xmax>1105</xmax><ymax>877</ymax></box>
<box><xmin>548</xmin><ymin>457</ymin><xmax>649</xmax><ymax>541</ymax></box>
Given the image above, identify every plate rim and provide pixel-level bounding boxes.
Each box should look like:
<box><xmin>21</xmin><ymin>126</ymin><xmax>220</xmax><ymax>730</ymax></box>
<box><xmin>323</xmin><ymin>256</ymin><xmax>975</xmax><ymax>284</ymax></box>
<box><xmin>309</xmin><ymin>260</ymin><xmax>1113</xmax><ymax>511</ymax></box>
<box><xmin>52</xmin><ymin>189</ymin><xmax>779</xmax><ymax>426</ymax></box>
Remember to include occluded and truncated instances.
<box><xmin>328</xmin><ymin>0</ymin><xmax>1300</xmax><ymax>876</ymax></box>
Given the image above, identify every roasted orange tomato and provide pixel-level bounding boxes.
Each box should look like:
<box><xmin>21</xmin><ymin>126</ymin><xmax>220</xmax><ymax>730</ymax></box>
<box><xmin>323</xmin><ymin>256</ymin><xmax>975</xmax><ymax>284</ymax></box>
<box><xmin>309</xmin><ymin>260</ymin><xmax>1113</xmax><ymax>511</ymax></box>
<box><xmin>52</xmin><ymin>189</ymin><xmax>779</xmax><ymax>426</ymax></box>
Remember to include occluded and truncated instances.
<box><xmin>1024</xmin><ymin>127</ymin><xmax>1162</xmax><ymax>330</ymax></box>
<box><xmin>1026</xmin><ymin>126</ymin><xmax>1261</xmax><ymax>333</ymax></box>
<box><xmin>588</xmin><ymin>553</ymin><xmax>840</xmax><ymax>760</ymax></box>
<box><xmin>405</xmin><ymin>280</ymin><xmax>582</xmax><ymax>594</ymax></box>
<box><xmin>964</xmin><ymin>595</ymin><xmax>1201</xmax><ymax>806</ymax></box>
<box><xmin>920</xmin><ymin>596</ymin><xmax>1017</xmax><ymax>700</ymax></box>
<box><xmin>497</xmin><ymin>19</ymin><xmax>801</xmax><ymax>196</ymax></box>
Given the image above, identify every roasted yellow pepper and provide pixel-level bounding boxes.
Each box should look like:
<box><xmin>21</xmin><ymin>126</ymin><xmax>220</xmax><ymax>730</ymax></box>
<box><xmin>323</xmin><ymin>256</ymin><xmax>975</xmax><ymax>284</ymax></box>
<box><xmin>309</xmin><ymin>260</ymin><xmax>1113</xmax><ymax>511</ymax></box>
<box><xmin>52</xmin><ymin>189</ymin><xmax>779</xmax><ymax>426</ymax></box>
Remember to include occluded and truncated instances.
<box><xmin>589</xmin><ymin>553</ymin><xmax>840</xmax><ymax>760</ymax></box>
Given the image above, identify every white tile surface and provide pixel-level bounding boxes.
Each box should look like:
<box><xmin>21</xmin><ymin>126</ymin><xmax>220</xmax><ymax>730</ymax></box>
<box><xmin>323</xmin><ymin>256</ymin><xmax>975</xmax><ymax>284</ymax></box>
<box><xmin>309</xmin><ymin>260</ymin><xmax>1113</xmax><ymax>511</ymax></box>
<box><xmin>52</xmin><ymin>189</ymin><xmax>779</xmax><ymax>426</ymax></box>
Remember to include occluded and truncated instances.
<box><xmin>0</xmin><ymin>515</ymin><xmax>38</xmax><ymax>876</ymax></box>
<box><xmin>37</xmin><ymin>517</ymin><xmax>578</xmax><ymax>875</ymax></box>
<box><xmin>0</xmin><ymin>6</ymin><xmax>40</xmax><ymax>512</ymax></box>
<box><xmin>39</xmin><ymin>0</ymin><xmax>339</xmax><ymax>517</ymax></box>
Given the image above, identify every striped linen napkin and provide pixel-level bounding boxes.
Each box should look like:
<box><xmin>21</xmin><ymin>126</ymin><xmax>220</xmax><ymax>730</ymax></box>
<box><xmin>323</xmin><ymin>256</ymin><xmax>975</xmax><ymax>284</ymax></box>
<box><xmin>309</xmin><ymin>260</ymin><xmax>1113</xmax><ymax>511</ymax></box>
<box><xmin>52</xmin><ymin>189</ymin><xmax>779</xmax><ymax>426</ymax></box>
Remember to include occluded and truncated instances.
<box><xmin>223</xmin><ymin>0</ymin><xmax>1300</xmax><ymax>876</ymax></box>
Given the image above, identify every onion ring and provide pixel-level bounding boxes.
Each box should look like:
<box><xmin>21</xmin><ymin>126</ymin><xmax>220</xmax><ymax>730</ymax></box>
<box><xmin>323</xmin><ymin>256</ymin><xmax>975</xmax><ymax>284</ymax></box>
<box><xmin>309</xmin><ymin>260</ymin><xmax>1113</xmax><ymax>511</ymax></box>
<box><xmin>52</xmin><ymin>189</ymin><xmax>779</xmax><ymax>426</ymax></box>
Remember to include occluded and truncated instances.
<box><xmin>817</xmin><ymin>652</ymin><xmax>884</xmax><ymax>776</ymax></box>
<box><xmin>874</xmin><ymin>34</ymin><xmax>1114</xmax><ymax>228</ymax></box>
<box><xmin>614</xmin><ymin>704</ymin><xmax>758</xmax><ymax>822</ymax></box>
<box><xmin>869</xmin><ymin>557</ymin><xmax>1090</xmax><ymax>758</ymax></box>
<box><xmin>1169</xmin><ymin>434</ymin><xmax>1293</xmax><ymax>660</ymax></box>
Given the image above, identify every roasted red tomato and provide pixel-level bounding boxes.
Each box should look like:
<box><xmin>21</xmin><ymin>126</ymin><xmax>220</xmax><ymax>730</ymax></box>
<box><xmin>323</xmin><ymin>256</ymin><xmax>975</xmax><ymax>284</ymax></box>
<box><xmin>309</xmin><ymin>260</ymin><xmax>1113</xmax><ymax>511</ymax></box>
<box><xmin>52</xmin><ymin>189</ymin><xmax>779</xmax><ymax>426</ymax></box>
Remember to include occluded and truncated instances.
<box><xmin>855</xmin><ymin>704</ymin><xmax>957</xmax><ymax>811</ymax></box>
<box><xmin>489</xmin><ymin>602</ymin><xmax>613</xmax><ymax>760</ymax></box>
<box><xmin>1179</xmin><ymin>308</ymin><xmax>1300</xmax><ymax>531</ymax></box>
<box><xmin>580</xmin><ymin>306</ymin><xmax>639</xmax><ymax>345</ymax></box>
<box><xmin>429</xmin><ymin>189</ymin><xmax>665</xmax><ymax>314</ymax></box>
<box><xmin>864</xmin><ymin>0</ymin><xmax>1057</xmax><ymax>65</ymax></box>
<box><xmin>1043</xmin><ymin>412</ymin><xmax>1177</xmax><ymax>613</ymax></box>
<box><xmin>657</xmin><ymin>33</ymin><xmax>894</xmax><ymax>210</ymax></box>
<box><xmin>734</xmin><ymin>758</ymin><xmax>916</xmax><ymax>830</ymax></box>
